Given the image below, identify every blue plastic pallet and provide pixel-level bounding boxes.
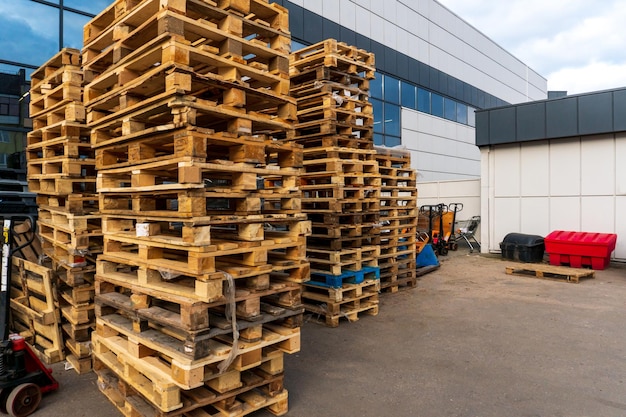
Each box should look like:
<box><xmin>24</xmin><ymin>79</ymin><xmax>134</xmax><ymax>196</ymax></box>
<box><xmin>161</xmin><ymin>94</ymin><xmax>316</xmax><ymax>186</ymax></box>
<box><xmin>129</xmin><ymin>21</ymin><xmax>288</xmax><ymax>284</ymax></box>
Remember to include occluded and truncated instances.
<box><xmin>309</xmin><ymin>266</ymin><xmax>381</xmax><ymax>288</ymax></box>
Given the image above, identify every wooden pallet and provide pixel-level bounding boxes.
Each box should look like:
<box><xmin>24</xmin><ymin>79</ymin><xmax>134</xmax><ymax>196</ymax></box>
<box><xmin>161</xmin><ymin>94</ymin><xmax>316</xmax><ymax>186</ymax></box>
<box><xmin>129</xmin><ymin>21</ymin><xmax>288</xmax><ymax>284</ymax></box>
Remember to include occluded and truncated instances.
<box><xmin>28</xmin><ymin>176</ymin><xmax>97</xmax><ymax>196</ymax></box>
<box><xmin>290</xmin><ymin>39</ymin><xmax>375</xmax><ymax>78</ymax></box>
<box><xmin>290</xmin><ymin>68</ymin><xmax>370</xmax><ymax>98</ymax></box>
<box><xmin>304</xmin><ymin>291</ymin><xmax>379</xmax><ymax>328</ymax></box>
<box><xmin>27</xmin><ymin>120</ymin><xmax>91</xmax><ymax>146</ymax></box>
<box><xmin>93</xmin><ymin>313</ymin><xmax>299</xmax><ymax>390</ymax></box>
<box><xmin>505</xmin><ymin>263</ymin><xmax>595</xmax><ymax>283</ymax></box>
<box><xmin>95</xmin><ymin>260</ymin><xmax>303</xmax><ymax>330</ymax></box>
<box><xmin>302</xmin><ymin>276</ymin><xmax>380</xmax><ymax>303</ymax></box>
<box><xmin>88</xmin><ymin>90</ymin><xmax>294</xmax><ymax>146</ymax></box>
<box><xmin>102</xmin><ymin>214</ymin><xmax>309</xmax><ymax>243</ymax></box>
<box><xmin>94</xmin><ymin>126</ymin><xmax>301</xmax><ymax>170</ymax></box>
<box><xmin>30</xmin><ymin>48</ymin><xmax>81</xmax><ymax>90</ymax></box>
<box><xmin>307</xmin><ymin>246</ymin><xmax>379</xmax><ymax>276</ymax></box>
<box><xmin>36</xmin><ymin>194</ymin><xmax>99</xmax><ymax>215</ymax></box>
<box><xmin>9</xmin><ymin>257</ymin><xmax>65</xmax><ymax>364</ymax></box>
<box><xmin>83</xmin><ymin>0</ymin><xmax>290</xmax><ymax>61</ymax></box>
<box><xmin>27</xmin><ymin>156</ymin><xmax>95</xmax><ymax>178</ymax></box>
<box><xmin>27</xmin><ymin>136</ymin><xmax>95</xmax><ymax>162</ymax></box>
<box><xmin>95</xmin><ymin>362</ymin><xmax>288</xmax><ymax>417</ymax></box>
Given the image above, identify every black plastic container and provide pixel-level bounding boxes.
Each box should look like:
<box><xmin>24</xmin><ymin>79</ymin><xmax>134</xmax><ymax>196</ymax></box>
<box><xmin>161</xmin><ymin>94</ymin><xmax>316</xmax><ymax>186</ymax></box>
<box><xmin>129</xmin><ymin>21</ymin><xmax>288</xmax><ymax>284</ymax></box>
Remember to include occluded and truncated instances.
<box><xmin>500</xmin><ymin>233</ymin><xmax>545</xmax><ymax>263</ymax></box>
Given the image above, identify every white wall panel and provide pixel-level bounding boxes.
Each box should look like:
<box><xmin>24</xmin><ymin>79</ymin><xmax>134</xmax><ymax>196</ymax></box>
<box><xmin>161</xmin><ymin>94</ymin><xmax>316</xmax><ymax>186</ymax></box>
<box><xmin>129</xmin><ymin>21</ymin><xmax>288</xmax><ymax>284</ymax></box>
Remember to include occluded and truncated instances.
<box><xmin>520</xmin><ymin>198</ymin><xmax>550</xmax><ymax>235</ymax></box>
<box><xmin>520</xmin><ymin>141</ymin><xmax>549</xmax><ymax>196</ymax></box>
<box><xmin>355</xmin><ymin>6</ymin><xmax>371</xmax><ymax>38</ymax></box>
<box><xmin>493</xmin><ymin>146</ymin><xmax>520</xmax><ymax>197</ymax></box>
<box><xmin>338</xmin><ymin>1</ymin><xmax>356</xmax><ymax>30</ymax></box>
<box><xmin>369</xmin><ymin>0</ymin><xmax>385</xmax><ymax>17</ymax></box>
<box><xmin>614</xmin><ymin>197</ymin><xmax>626</xmax><ymax>259</ymax></box>
<box><xmin>581</xmin><ymin>135</ymin><xmax>614</xmax><ymax>196</ymax></box>
<box><xmin>616</xmin><ymin>133</ymin><xmax>626</xmax><ymax>195</ymax></box>
<box><xmin>322</xmin><ymin>0</ymin><xmax>340</xmax><ymax>22</ymax></box>
<box><xmin>581</xmin><ymin>196</ymin><xmax>615</xmax><ymax>233</ymax></box>
<box><xmin>549</xmin><ymin>197</ymin><xmax>581</xmax><ymax>231</ymax></box>
<box><xmin>305</xmin><ymin>0</ymin><xmax>323</xmax><ymax>16</ymax></box>
<box><xmin>494</xmin><ymin>198</ymin><xmax>521</xmax><ymax>249</ymax></box>
<box><xmin>549</xmin><ymin>139</ymin><xmax>580</xmax><ymax>196</ymax></box>
<box><xmin>383</xmin><ymin>20</ymin><xmax>398</xmax><ymax>49</ymax></box>
<box><xmin>370</xmin><ymin>14</ymin><xmax>385</xmax><ymax>42</ymax></box>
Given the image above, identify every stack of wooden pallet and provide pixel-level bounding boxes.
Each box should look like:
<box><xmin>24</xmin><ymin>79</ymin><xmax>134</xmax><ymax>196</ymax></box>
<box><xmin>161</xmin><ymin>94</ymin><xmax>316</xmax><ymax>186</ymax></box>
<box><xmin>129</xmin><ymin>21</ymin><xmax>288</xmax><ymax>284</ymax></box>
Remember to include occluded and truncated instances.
<box><xmin>375</xmin><ymin>146</ymin><xmax>418</xmax><ymax>292</ymax></box>
<box><xmin>82</xmin><ymin>0</ymin><xmax>306</xmax><ymax>415</ymax></box>
<box><xmin>289</xmin><ymin>39</ymin><xmax>380</xmax><ymax>327</ymax></box>
<box><xmin>26</xmin><ymin>48</ymin><xmax>99</xmax><ymax>370</ymax></box>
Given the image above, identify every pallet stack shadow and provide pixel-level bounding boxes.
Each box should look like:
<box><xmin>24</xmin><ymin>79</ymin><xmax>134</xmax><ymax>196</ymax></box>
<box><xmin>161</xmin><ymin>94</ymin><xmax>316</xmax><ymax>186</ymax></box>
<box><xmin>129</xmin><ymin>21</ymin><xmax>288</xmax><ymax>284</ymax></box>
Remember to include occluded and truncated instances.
<box><xmin>83</xmin><ymin>0</ymin><xmax>307</xmax><ymax>415</ymax></box>
<box><xmin>289</xmin><ymin>40</ymin><xmax>380</xmax><ymax>327</ymax></box>
<box><xmin>25</xmin><ymin>48</ymin><xmax>100</xmax><ymax>370</ymax></box>
<box><xmin>374</xmin><ymin>146</ymin><xmax>418</xmax><ymax>292</ymax></box>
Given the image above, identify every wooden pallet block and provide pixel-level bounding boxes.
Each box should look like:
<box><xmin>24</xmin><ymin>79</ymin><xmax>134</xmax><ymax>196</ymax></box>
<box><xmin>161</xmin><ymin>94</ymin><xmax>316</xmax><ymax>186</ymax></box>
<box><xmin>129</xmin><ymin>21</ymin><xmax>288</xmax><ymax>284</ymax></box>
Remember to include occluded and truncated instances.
<box><xmin>30</xmin><ymin>47</ymin><xmax>81</xmax><ymax>90</ymax></box>
<box><xmin>505</xmin><ymin>263</ymin><xmax>595</xmax><ymax>283</ymax></box>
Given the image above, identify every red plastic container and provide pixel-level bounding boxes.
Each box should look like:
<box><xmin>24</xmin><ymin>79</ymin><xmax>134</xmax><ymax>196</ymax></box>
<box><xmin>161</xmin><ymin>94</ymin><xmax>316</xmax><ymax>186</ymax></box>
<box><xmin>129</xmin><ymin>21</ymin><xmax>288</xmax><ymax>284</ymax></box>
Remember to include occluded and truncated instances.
<box><xmin>544</xmin><ymin>231</ymin><xmax>617</xmax><ymax>270</ymax></box>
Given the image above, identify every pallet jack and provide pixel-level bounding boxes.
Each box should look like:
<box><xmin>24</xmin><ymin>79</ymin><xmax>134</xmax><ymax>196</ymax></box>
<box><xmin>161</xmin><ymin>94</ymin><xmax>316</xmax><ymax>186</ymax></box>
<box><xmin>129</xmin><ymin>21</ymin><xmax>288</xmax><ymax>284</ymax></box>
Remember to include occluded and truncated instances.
<box><xmin>0</xmin><ymin>215</ymin><xmax>58</xmax><ymax>417</ymax></box>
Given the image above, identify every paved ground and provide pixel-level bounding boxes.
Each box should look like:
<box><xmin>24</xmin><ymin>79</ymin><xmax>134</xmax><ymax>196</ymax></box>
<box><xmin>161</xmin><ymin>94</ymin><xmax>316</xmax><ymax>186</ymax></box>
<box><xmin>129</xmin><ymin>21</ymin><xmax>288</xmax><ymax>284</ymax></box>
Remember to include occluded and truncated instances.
<box><xmin>34</xmin><ymin>246</ymin><xmax>626</xmax><ymax>416</ymax></box>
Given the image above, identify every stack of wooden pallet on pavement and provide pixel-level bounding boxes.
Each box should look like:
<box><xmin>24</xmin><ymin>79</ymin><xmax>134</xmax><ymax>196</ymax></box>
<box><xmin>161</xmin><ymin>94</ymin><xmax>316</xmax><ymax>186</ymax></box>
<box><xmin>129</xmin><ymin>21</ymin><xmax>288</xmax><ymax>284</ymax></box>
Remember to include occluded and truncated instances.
<box><xmin>374</xmin><ymin>146</ymin><xmax>418</xmax><ymax>292</ymax></box>
<box><xmin>25</xmin><ymin>48</ymin><xmax>99</xmax><ymax>371</ymax></box>
<box><xmin>82</xmin><ymin>0</ymin><xmax>307</xmax><ymax>415</ymax></box>
<box><xmin>289</xmin><ymin>39</ymin><xmax>381</xmax><ymax>327</ymax></box>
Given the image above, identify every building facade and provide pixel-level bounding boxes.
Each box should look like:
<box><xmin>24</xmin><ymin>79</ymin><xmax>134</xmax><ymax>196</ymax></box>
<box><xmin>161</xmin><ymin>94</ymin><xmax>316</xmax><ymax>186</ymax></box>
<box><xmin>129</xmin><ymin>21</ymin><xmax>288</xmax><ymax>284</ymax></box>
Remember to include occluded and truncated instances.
<box><xmin>0</xmin><ymin>0</ymin><xmax>546</xmax><ymax>179</ymax></box>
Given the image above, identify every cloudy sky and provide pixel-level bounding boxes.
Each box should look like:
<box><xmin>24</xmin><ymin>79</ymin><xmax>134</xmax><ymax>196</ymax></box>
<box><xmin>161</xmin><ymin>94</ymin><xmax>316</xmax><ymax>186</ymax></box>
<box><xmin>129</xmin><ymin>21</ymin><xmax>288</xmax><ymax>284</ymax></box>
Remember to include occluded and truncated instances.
<box><xmin>437</xmin><ymin>0</ymin><xmax>626</xmax><ymax>95</ymax></box>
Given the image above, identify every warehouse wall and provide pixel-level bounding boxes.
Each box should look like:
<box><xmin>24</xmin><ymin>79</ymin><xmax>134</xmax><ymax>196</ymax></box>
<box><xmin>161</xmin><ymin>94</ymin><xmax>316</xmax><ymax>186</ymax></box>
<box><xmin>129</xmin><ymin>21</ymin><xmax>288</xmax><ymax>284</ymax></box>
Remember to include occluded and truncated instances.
<box><xmin>418</xmin><ymin>178</ymin><xmax>481</xmax><ymax>221</ymax></box>
<box><xmin>402</xmin><ymin>108</ymin><xmax>479</xmax><ymax>181</ymax></box>
<box><xmin>480</xmin><ymin>134</ymin><xmax>626</xmax><ymax>260</ymax></box>
<box><xmin>288</xmin><ymin>0</ymin><xmax>546</xmax><ymax>104</ymax></box>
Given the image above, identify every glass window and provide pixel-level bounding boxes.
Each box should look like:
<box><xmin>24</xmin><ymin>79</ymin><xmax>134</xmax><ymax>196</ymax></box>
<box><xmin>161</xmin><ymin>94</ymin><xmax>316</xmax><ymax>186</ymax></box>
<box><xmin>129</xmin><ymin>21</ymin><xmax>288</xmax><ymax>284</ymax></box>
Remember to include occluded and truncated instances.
<box><xmin>370</xmin><ymin>73</ymin><xmax>383</xmax><ymax>100</ymax></box>
<box><xmin>372</xmin><ymin>98</ymin><xmax>384</xmax><ymax>134</ymax></box>
<box><xmin>383</xmin><ymin>103</ymin><xmax>400</xmax><ymax>137</ymax></box>
<box><xmin>401</xmin><ymin>81</ymin><xmax>416</xmax><ymax>109</ymax></box>
<box><xmin>431</xmin><ymin>93</ymin><xmax>443</xmax><ymax>117</ymax></box>
<box><xmin>291</xmin><ymin>40</ymin><xmax>309</xmax><ymax>52</ymax></box>
<box><xmin>384</xmin><ymin>76</ymin><xmax>399</xmax><ymax>104</ymax></box>
<box><xmin>417</xmin><ymin>88</ymin><xmax>430</xmax><ymax>113</ymax></box>
<box><xmin>385</xmin><ymin>135</ymin><xmax>401</xmax><ymax>147</ymax></box>
<box><xmin>444</xmin><ymin>97</ymin><xmax>456</xmax><ymax>121</ymax></box>
<box><xmin>0</xmin><ymin>97</ymin><xmax>19</xmax><ymax>117</ymax></box>
<box><xmin>0</xmin><ymin>153</ymin><xmax>6</xmax><ymax>167</ymax></box>
<box><xmin>468</xmin><ymin>106</ymin><xmax>476</xmax><ymax>127</ymax></box>
<box><xmin>63</xmin><ymin>0</ymin><xmax>111</xmax><ymax>15</ymax></box>
<box><xmin>0</xmin><ymin>0</ymin><xmax>59</xmax><ymax>67</ymax></box>
<box><xmin>456</xmin><ymin>103</ymin><xmax>468</xmax><ymax>125</ymax></box>
<box><xmin>374</xmin><ymin>133</ymin><xmax>384</xmax><ymax>146</ymax></box>
<box><xmin>63</xmin><ymin>11</ymin><xmax>91</xmax><ymax>49</ymax></box>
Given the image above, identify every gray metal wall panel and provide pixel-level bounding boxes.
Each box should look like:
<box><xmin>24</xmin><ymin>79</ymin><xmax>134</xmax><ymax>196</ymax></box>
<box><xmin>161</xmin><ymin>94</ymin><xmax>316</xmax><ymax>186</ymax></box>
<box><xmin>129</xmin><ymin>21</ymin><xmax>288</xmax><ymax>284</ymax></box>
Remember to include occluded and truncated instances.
<box><xmin>489</xmin><ymin>107</ymin><xmax>516</xmax><ymax>144</ymax></box>
<box><xmin>578</xmin><ymin>92</ymin><xmax>613</xmax><ymax>135</ymax></box>
<box><xmin>303</xmin><ymin>10</ymin><xmax>324</xmax><ymax>44</ymax></box>
<box><xmin>475</xmin><ymin>112</ymin><xmax>490</xmax><ymax>146</ymax></box>
<box><xmin>546</xmin><ymin>97</ymin><xmax>578</xmax><ymax>138</ymax></box>
<box><xmin>289</xmin><ymin>6</ymin><xmax>304</xmax><ymax>40</ymax></box>
<box><xmin>613</xmin><ymin>90</ymin><xmax>626</xmax><ymax>131</ymax></box>
<box><xmin>322</xmin><ymin>19</ymin><xmax>341</xmax><ymax>42</ymax></box>
<box><xmin>396</xmin><ymin>53</ymin><xmax>409</xmax><ymax>80</ymax></box>
<box><xmin>385</xmin><ymin>48</ymin><xmax>397</xmax><ymax>73</ymax></box>
<box><xmin>516</xmin><ymin>102</ymin><xmax>546</xmax><ymax>141</ymax></box>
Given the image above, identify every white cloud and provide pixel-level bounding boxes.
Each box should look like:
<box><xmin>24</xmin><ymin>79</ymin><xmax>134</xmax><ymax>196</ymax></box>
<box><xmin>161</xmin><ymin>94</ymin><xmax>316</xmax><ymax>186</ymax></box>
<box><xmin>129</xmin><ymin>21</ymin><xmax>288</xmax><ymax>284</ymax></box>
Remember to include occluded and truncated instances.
<box><xmin>437</xmin><ymin>0</ymin><xmax>626</xmax><ymax>94</ymax></box>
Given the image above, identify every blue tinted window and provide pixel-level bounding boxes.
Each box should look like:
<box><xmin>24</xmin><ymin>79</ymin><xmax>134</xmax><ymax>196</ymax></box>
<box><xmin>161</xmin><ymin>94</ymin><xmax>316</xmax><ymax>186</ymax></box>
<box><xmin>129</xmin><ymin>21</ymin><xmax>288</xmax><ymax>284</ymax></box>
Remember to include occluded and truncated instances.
<box><xmin>0</xmin><ymin>0</ymin><xmax>59</xmax><ymax>67</ymax></box>
<box><xmin>417</xmin><ymin>88</ymin><xmax>430</xmax><ymax>113</ymax></box>
<box><xmin>64</xmin><ymin>0</ymin><xmax>111</xmax><ymax>14</ymax></box>
<box><xmin>372</xmin><ymin>99</ymin><xmax>384</xmax><ymax>134</ymax></box>
<box><xmin>456</xmin><ymin>103</ymin><xmax>468</xmax><ymax>124</ymax></box>
<box><xmin>385</xmin><ymin>136</ymin><xmax>402</xmax><ymax>147</ymax></box>
<box><xmin>384</xmin><ymin>76</ymin><xmax>400</xmax><ymax>104</ymax></box>
<box><xmin>384</xmin><ymin>103</ymin><xmax>401</xmax><ymax>137</ymax></box>
<box><xmin>370</xmin><ymin>73</ymin><xmax>383</xmax><ymax>100</ymax></box>
<box><xmin>374</xmin><ymin>133</ymin><xmax>384</xmax><ymax>146</ymax></box>
<box><xmin>431</xmin><ymin>94</ymin><xmax>443</xmax><ymax>117</ymax></box>
<box><xmin>444</xmin><ymin>97</ymin><xmax>456</xmax><ymax>121</ymax></box>
<box><xmin>63</xmin><ymin>11</ymin><xmax>90</xmax><ymax>49</ymax></box>
<box><xmin>401</xmin><ymin>81</ymin><xmax>416</xmax><ymax>109</ymax></box>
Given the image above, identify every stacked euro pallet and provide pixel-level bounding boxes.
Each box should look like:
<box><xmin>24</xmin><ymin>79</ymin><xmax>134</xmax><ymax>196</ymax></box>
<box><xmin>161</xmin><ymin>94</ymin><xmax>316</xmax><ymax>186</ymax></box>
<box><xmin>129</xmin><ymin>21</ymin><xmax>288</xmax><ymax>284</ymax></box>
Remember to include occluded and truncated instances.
<box><xmin>26</xmin><ymin>48</ymin><xmax>100</xmax><ymax>370</ymax></box>
<box><xmin>374</xmin><ymin>146</ymin><xmax>418</xmax><ymax>292</ymax></box>
<box><xmin>82</xmin><ymin>0</ymin><xmax>306</xmax><ymax>415</ymax></box>
<box><xmin>289</xmin><ymin>40</ymin><xmax>380</xmax><ymax>327</ymax></box>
